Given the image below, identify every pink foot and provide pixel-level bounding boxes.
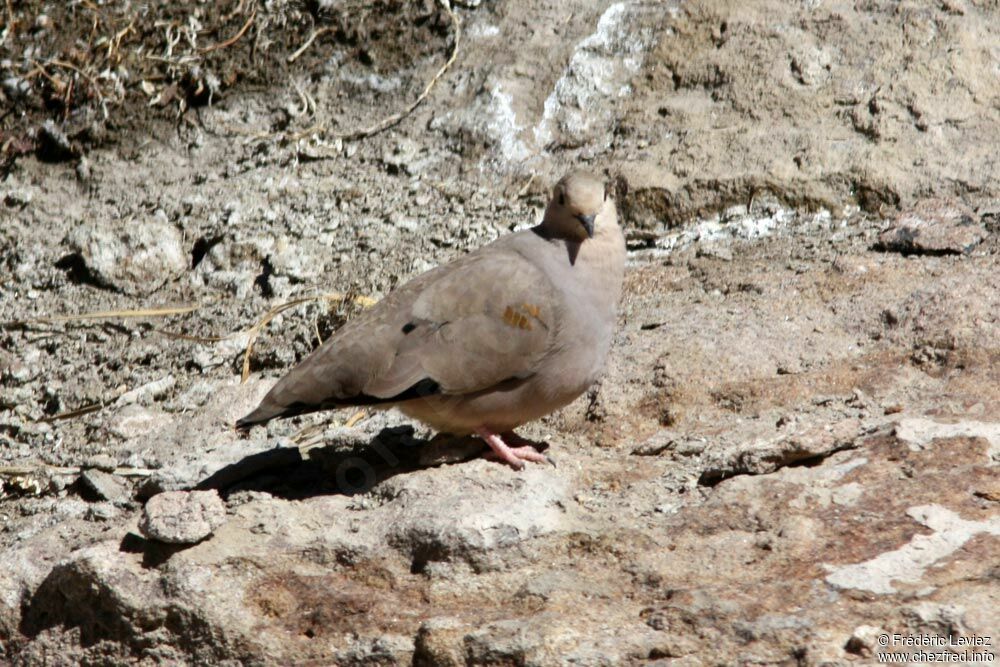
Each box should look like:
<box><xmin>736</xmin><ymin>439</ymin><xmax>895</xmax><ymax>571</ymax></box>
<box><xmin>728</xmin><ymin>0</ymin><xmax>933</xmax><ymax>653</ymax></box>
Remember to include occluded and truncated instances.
<box><xmin>476</xmin><ymin>428</ymin><xmax>552</xmax><ymax>470</ymax></box>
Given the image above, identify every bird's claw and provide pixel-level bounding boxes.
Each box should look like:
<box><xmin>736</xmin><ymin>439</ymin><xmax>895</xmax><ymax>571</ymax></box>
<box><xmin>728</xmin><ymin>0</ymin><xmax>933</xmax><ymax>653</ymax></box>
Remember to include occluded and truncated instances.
<box><xmin>476</xmin><ymin>429</ymin><xmax>552</xmax><ymax>471</ymax></box>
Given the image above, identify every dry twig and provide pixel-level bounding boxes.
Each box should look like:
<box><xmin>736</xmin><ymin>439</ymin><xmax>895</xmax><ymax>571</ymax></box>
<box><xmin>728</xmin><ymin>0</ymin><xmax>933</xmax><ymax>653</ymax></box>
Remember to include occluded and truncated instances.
<box><xmin>39</xmin><ymin>403</ymin><xmax>105</xmax><ymax>422</ymax></box>
<box><xmin>45</xmin><ymin>59</ymin><xmax>111</xmax><ymax>119</ymax></box>
<box><xmin>287</xmin><ymin>26</ymin><xmax>334</xmax><ymax>64</ymax></box>
<box><xmin>344</xmin><ymin>410</ymin><xmax>368</xmax><ymax>428</ymax></box>
<box><xmin>286</xmin><ymin>0</ymin><xmax>461</xmax><ymax>146</ymax></box>
<box><xmin>199</xmin><ymin>9</ymin><xmax>256</xmax><ymax>54</ymax></box>
<box><xmin>2</xmin><ymin>304</ymin><xmax>200</xmax><ymax>329</ymax></box>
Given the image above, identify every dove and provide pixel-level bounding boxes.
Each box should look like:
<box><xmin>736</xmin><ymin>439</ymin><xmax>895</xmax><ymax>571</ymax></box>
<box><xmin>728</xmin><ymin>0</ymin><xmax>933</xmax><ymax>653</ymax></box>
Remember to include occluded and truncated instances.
<box><xmin>236</xmin><ymin>170</ymin><xmax>626</xmax><ymax>469</ymax></box>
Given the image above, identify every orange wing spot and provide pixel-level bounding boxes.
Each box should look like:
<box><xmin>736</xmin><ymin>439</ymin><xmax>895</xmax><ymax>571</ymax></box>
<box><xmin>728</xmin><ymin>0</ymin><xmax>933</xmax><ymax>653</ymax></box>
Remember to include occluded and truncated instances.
<box><xmin>521</xmin><ymin>303</ymin><xmax>541</xmax><ymax>318</ymax></box>
<box><xmin>502</xmin><ymin>305</ymin><xmax>535</xmax><ymax>331</ymax></box>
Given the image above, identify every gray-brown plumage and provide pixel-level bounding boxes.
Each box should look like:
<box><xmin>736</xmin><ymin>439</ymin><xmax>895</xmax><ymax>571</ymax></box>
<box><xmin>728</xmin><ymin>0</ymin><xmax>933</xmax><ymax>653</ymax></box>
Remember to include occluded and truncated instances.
<box><xmin>236</xmin><ymin>170</ymin><xmax>625</xmax><ymax>469</ymax></box>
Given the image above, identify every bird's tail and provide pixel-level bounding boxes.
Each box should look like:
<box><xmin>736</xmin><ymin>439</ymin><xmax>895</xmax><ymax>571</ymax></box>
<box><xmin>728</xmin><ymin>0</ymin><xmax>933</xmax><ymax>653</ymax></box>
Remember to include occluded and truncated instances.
<box><xmin>234</xmin><ymin>400</ymin><xmax>312</xmax><ymax>432</ymax></box>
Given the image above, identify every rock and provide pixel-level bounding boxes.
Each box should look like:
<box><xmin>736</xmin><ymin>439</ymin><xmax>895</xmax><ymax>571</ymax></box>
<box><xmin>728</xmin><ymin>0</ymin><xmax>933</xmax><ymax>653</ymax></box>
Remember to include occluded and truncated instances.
<box><xmin>413</xmin><ymin>617</ymin><xmax>468</xmax><ymax>667</ymax></box>
<box><xmin>85</xmin><ymin>503</ymin><xmax>120</xmax><ymax>522</ymax></box>
<box><xmin>79</xmin><ymin>469</ymin><xmax>130</xmax><ymax>504</ymax></box>
<box><xmin>2</xmin><ymin>76</ymin><xmax>32</xmax><ymax>102</ymax></box>
<box><xmin>103</xmin><ymin>404</ymin><xmax>173</xmax><ymax>441</ymax></box>
<box><xmin>17</xmin><ymin>541</ymin><xmax>229</xmax><ymax>664</ymax></box>
<box><xmin>845</xmin><ymin>624</ymin><xmax>886</xmax><ymax>657</ymax></box>
<box><xmin>4</xmin><ymin>348</ymin><xmax>41</xmax><ymax>383</ymax></box>
<box><xmin>532</xmin><ymin>3</ymin><xmax>661</xmax><ymax>151</ymax></box>
<box><xmin>617</xmin><ymin>3</ymin><xmax>1000</xmax><ymax>226</ymax></box>
<box><xmin>875</xmin><ymin>199</ymin><xmax>985</xmax><ymax>255</ymax></box>
<box><xmin>140</xmin><ymin>490</ymin><xmax>226</xmax><ymax>544</ymax></box>
<box><xmin>381</xmin><ymin>465</ymin><xmax>571</xmax><ymax>573</ymax></box>
<box><xmin>65</xmin><ymin>218</ymin><xmax>186</xmax><ymax>291</ymax></box>
<box><xmin>2</xmin><ymin>187</ymin><xmax>32</xmax><ymax>208</ymax></box>
<box><xmin>121</xmin><ymin>379</ymin><xmax>278</xmax><ymax>492</ymax></box>
<box><xmin>268</xmin><ymin>236</ymin><xmax>325</xmax><ymax>284</ymax></box>
<box><xmin>894</xmin><ymin>417</ymin><xmax>1000</xmax><ymax>463</ymax></box>
<box><xmin>82</xmin><ymin>454</ymin><xmax>117</xmax><ymax>472</ymax></box>
<box><xmin>334</xmin><ymin>634</ymin><xmax>415</xmax><ymax>666</ymax></box>
<box><xmin>464</xmin><ymin>619</ymin><xmax>543</xmax><ymax>665</ymax></box>
<box><xmin>695</xmin><ymin>244</ymin><xmax>734</xmax><ymax>261</ymax></box>
<box><xmin>631</xmin><ymin>431</ymin><xmax>675</xmax><ymax>456</ymax></box>
<box><xmin>381</xmin><ymin>137</ymin><xmax>435</xmax><ymax>176</ymax></box>
<box><xmin>698</xmin><ymin>419</ymin><xmax>864</xmax><ymax>485</ymax></box>
<box><xmin>823</xmin><ymin>504</ymin><xmax>1000</xmax><ymax>594</ymax></box>
<box><xmin>114</xmin><ymin>375</ymin><xmax>176</xmax><ymax>406</ymax></box>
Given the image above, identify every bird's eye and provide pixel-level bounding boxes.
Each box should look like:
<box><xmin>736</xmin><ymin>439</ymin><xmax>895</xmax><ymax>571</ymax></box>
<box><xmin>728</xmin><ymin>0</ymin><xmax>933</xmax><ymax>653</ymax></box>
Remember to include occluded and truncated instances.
<box><xmin>558</xmin><ymin>192</ymin><xmax>565</xmax><ymax>206</ymax></box>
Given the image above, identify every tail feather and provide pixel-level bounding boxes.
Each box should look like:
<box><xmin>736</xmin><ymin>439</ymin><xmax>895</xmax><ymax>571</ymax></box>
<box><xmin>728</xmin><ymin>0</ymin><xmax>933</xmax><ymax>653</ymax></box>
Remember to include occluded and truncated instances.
<box><xmin>234</xmin><ymin>377</ymin><xmax>442</xmax><ymax>431</ymax></box>
<box><xmin>234</xmin><ymin>400</ymin><xmax>316</xmax><ymax>432</ymax></box>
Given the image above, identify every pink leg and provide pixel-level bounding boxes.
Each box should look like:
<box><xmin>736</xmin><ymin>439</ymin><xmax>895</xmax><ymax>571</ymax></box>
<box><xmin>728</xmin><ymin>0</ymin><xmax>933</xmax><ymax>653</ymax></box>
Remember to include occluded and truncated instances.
<box><xmin>475</xmin><ymin>428</ymin><xmax>551</xmax><ymax>470</ymax></box>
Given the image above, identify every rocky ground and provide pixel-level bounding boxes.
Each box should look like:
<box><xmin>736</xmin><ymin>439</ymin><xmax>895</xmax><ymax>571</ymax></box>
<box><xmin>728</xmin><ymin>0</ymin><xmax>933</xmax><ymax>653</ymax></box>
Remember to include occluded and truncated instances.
<box><xmin>2</xmin><ymin>0</ymin><xmax>999</xmax><ymax>665</ymax></box>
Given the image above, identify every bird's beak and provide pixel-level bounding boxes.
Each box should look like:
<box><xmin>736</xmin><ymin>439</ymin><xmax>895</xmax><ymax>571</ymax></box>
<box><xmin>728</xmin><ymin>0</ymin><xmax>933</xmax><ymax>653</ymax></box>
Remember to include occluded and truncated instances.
<box><xmin>577</xmin><ymin>213</ymin><xmax>596</xmax><ymax>239</ymax></box>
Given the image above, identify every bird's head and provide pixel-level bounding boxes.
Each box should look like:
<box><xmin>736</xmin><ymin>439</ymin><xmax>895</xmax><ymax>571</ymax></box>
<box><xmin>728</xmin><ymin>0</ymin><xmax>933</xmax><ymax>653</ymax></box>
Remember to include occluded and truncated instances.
<box><xmin>540</xmin><ymin>170</ymin><xmax>614</xmax><ymax>242</ymax></box>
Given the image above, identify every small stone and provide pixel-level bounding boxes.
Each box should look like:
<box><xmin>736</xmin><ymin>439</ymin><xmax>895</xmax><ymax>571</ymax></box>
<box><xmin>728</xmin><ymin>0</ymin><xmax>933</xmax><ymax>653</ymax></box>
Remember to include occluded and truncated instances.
<box><xmin>413</xmin><ymin>617</ymin><xmax>467</xmax><ymax>666</ymax></box>
<box><xmin>696</xmin><ymin>244</ymin><xmax>733</xmax><ymax>261</ymax></box>
<box><xmin>115</xmin><ymin>375</ymin><xmax>176</xmax><ymax>406</ymax></box>
<box><xmin>875</xmin><ymin>199</ymin><xmax>985</xmax><ymax>255</ymax></box>
<box><xmin>631</xmin><ymin>430</ymin><xmax>679</xmax><ymax>456</ymax></box>
<box><xmin>674</xmin><ymin>438</ymin><xmax>707</xmax><ymax>456</ymax></box>
<box><xmin>336</xmin><ymin>635</ymin><xmax>414</xmax><ymax>665</ymax></box>
<box><xmin>83</xmin><ymin>454</ymin><xmax>117</xmax><ymax>472</ymax></box>
<box><xmin>776</xmin><ymin>360</ymin><xmax>802</xmax><ymax>375</ymax></box>
<box><xmin>845</xmin><ymin>625</ymin><xmax>885</xmax><ymax>656</ymax></box>
<box><xmin>3</xmin><ymin>188</ymin><xmax>32</xmax><ymax>208</ymax></box>
<box><xmin>464</xmin><ymin>620</ymin><xmax>542</xmax><ymax>664</ymax></box>
<box><xmin>86</xmin><ymin>503</ymin><xmax>120</xmax><ymax>522</ymax></box>
<box><xmin>2</xmin><ymin>76</ymin><xmax>32</xmax><ymax>101</ymax></box>
<box><xmin>381</xmin><ymin>137</ymin><xmax>434</xmax><ymax>176</ymax></box>
<box><xmin>141</xmin><ymin>490</ymin><xmax>226</xmax><ymax>544</ymax></box>
<box><xmin>973</xmin><ymin>479</ymin><xmax>1000</xmax><ymax>503</ymax></box>
<box><xmin>66</xmin><ymin>221</ymin><xmax>186</xmax><ymax>290</ymax></box>
<box><xmin>387</xmin><ymin>211</ymin><xmax>420</xmax><ymax>233</ymax></box>
<box><xmin>75</xmin><ymin>157</ymin><xmax>92</xmax><ymax>181</ymax></box>
<box><xmin>6</xmin><ymin>348</ymin><xmax>41</xmax><ymax>383</ymax></box>
<box><xmin>80</xmin><ymin>469</ymin><xmax>130</xmax><ymax>504</ymax></box>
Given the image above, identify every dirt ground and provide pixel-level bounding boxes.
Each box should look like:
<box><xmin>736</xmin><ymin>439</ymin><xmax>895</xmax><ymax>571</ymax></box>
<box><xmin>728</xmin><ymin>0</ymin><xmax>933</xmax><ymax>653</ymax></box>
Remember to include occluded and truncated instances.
<box><xmin>2</xmin><ymin>0</ymin><xmax>999</xmax><ymax>665</ymax></box>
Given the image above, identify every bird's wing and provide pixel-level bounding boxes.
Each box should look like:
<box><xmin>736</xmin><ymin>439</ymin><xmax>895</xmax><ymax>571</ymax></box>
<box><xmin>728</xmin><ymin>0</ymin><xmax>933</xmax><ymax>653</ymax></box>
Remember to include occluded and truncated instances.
<box><xmin>362</xmin><ymin>247</ymin><xmax>558</xmax><ymax>398</ymax></box>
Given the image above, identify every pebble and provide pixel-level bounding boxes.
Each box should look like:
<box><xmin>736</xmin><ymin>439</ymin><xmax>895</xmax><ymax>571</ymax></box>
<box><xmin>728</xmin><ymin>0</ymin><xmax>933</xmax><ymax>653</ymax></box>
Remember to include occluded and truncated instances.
<box><xmin>876</xmin><ymin>199</ymin><xmax>985</xmax><ymax>255</ymax></box>
<box><xmin>413</xmin><ymin>617</ymin><xmax>466</xmax><ymax>666</ymax></box>
<box><xmin>67</xmin><ymin>221</ymin><xmax>186</xmax><ymax>290</ymax></box>
<box><xmin>80</xmin><ymin>469</ymin><xmax>130</xmax><ymax>504</ymax></box>
<box><xmin>141</xmin><ymin>490</ymin><xmax>226</xmax><ymax>544</ymax></box>
<box><xmin>3</xmin><ymin>188</ymin><xmax>33</xmax><ymax>208</ymax></box>
<box><xmin>83</xmin><ymin>454</ymin><xmax>118</xmax><ymax>472</ymax></box>
<box><xmin>696</xmin><ymin>244</ymin><xmax>734</xmax><ymax>261</ymax></box>
<box><xmin>845</xmin><ymin>625</ymin><xmax>885</xmax><ymax>656</ymax></box>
